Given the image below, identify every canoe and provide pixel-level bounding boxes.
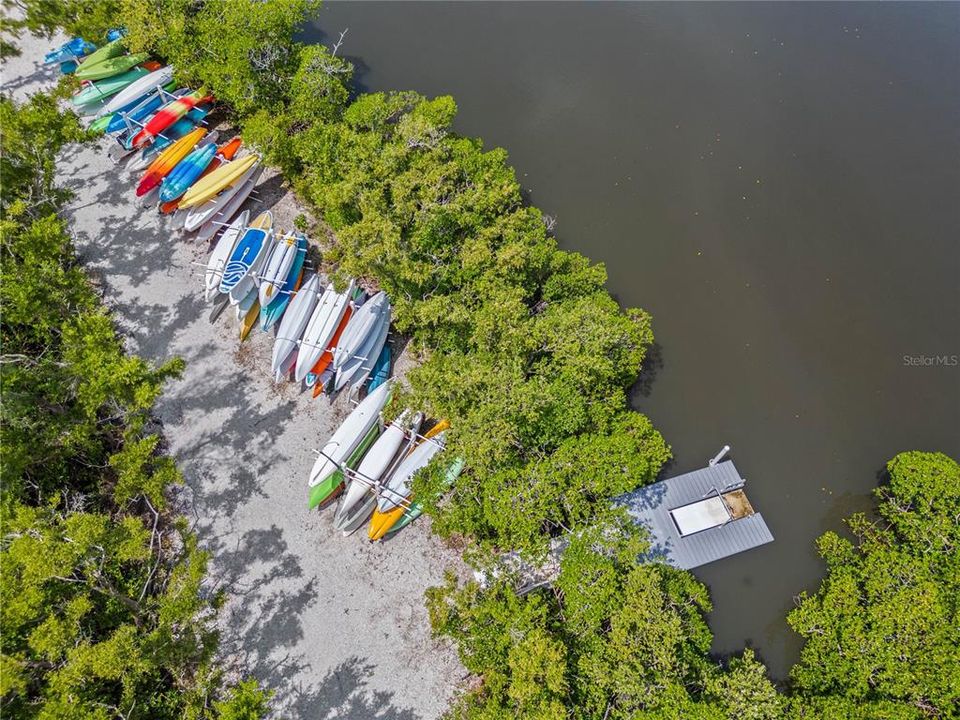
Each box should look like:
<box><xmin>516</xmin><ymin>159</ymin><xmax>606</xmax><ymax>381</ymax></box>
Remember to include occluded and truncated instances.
<box><xmin>74</xmin><ymin>52</ymin><xmax>150</xmax><ymax>81</ymax></box>
<box><xmin>258</xmin><ymin>233</ymin><xmax>301</xmax><ymax>309</ymax></box>
<box><xmin>98</xmin><ymin>66</ymin><xmax>174</xmax><ymax>117</ymax></box>
<box><xmin>71</xmin><ymin>67</ymin><xmax>150</xmax><ymax>106</ymax></box>
<box><xmin>187</xmin><ymin>163</ymin><xmax>262</xmax><ymax>235</ymax></box>
<box><xmin>161</xmin><ymin>137</ymin><xmax>242</xmax><ymax>214</ymax></box>
<box><xmin>366</xmin><ymin>345</ymin><xmax>392</xmax><ymax>392</ymax></box>
<box><xmin>219</xmin><ymin>211</ymin><xmax>273</xmax><ymax>299</ymax></box>
<box><xmin>131</xmin><ymin>90</ymin><xmax>206</xmax><ymax>149</ymax></box>
<box><xmin>333</xmin><ymin>411</ymin><xmax>423</xmax><ymax>534</ymax></box>
<box><xmin>45</xmin><ymin>37</ymin><xmax>96</xmax><ymax>64</ymax></box>
<box><xmin>159</xmin><ymin>142</ymin><xmax>217</xmax><ymax>203</ymax></box>
<box><xmin>332</xmin><ymin>291</ymin><xmax>389</xmax><ymax>372</ymax></box>
<box><xmin>294</xmin><ymin>280</ymin><xmax>355</xmax><ymax>382</ymax></box>
<box><xmin>369</xmin><ymin>425</ymin><xmax>448</xmax><ymax>541</ymax></box>
<box><xmin>387</xmin><ymin>457</ymin><xmax>464</xmax><ymax>536</ymax></box>
<box><xmin>239</xmin><ymin>299</ymin><xmax>261</xmax><ymax>341</ymax></box>
<box><xmin>271</xmin><ymin>272</ymin><xmax>322</xmax><ymax>375</ymax></box>
<box><xmin>135</xmin><ymin>128</ymin><xmax>207</xmax><ymax>196</ymax></box>
<box><xmin>204</xmin><ymin>210</ymin><xmax>249</xmax><ymax>301</ymax></box>
<box><xmin>309</xmin><ymin>305</ymin><xmax>352</xmax><ymax>396</ymax></box>
<box><xmin>308</xmin><ymin>381</ymin><xmax>392</xmax><ymax>510</ymax></box>
<box><xmin>260</xmin><ymin>240</ymin><xmax>307</xmax><ymax>332</ymax></box>
<box><xmin>177</xmin><ymin>154</ymin><xmax>259</xmax><ymax>210</ymax></box>
<box><xmin>335</xmin><ymin>299</ymin><xmax>391</xmax><ymax>393</ymax></box>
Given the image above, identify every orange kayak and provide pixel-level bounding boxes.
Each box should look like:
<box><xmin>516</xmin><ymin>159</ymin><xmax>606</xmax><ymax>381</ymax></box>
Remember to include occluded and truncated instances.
<box><xmin>310</xmin><ymin>305</ymin><xmax>353</xmax><ymax>399</ymax></box>
<box><xmin>136</xmin><ymin>127</ymin><xmax>206</xmax><ymax>197</ymax></box>
<box><xmin>159</xmin><ymin>137</ymin><xmax>242</xmax><ymax>214</ymax></box>
<box><xmin>367</xmin><ymin>420</ymin><xmax>450</xmax><ymax>541</ymax></box>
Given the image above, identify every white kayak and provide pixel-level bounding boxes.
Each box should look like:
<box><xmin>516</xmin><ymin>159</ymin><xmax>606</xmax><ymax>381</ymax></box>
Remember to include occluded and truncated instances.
<box><xmin>333</xmin><ymin>411</ymin><xmax>422</xmax><ymax>533</ymax></box>
<box><xmin>97</xmin><ymin>66</ymin><xmax>174</xmax><ymax>117</ymax></box>
<box><xmin>294</xmin><ymin>279</ymin><xmax>355</xmax><ymax>382</ymax></box>
<box><xmin>271</xmin><ymin>272</ymin><xmax>322</xmax><ymax>375</ymax></box>
<box><xmin>204</xmin><ymin>210</ymin><xmax>248</xmax><ymax>302</ymax></box>
<box><xmin>235</xmin><ymin>285</ymin><xmax>258</xmax><ymax>320</ymax></box>
<box><xmin>335</xmin><ymin>304</ymin><xmax>390</xmax><ymax>393</ymax></box>
<box><xmin>308</xmin><ymin>380</ymin><xmax>392</xmax><ymax>494</ymax></box>
<box><xmin>332</xmin><ymin>291</ymin><xmax>389</xmax><ymax>372</ymax></box>
<box><xmin>184</xmin><ymin>162</ymin><xmax>262</xmax><ymax>233</ymax></box>
<box><xmin>258</xmin><ymin>233</ymin><xmax>299</xmax><ymax>308</ymax></box>
<box><xmin>378</xmin><ymin>431</ymin><xmax>447</xmax><ymax>513</ymax></box>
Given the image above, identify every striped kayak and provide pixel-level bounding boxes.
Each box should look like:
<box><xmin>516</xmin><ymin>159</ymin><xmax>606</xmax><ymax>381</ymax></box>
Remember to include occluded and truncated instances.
<box><xmin>75</xmin><ymin>52</ymin><xmax>150</xmax><ymax>81</ymax></box>
<box><xmin>135</xmin><ymin>128</ymin><xmax>208</xmax><ymax>196</ymax></box>
<box><xmin>369</xmin><ymin>423</ymin><xmax>449</xmax><ymax>541</ymax></box>
<box><xmin>295</xmin><ymin>280</ymin><xmax>355</xmax><ymax>383</ymax></box>
<box><xmin>159</xmin><ymin>142</ymin><xmax>217</xmax><ymax>203</ymax></box>
<box><xmin>366</xmin><ymin>345</ymin><xmax>392</xmax><ymax>392</ymax></box>
<box><xmin>177</xmin><ymin>154</ymin><xmax>259</xmax><ymax>210</ymax></box>
<box><xmin>333</xmin><ymin>411</ymin><xmax>423</xmax><ymax>534</ymax></box>
<box><xmin>309</xmin><ymin>305</ymin><xmax>352</xmax><ymax>395</ymax></box>
<box><xmin>260</xmin><ymin>239</ymin><xmax>307</xmax><ymax>332</ymax></box>
<box><xmin>161</xmin><ymin>137</ymin><xmax>242</xmax><ymax>213</ymax></box>
<box><xmin>131</xmin><ymin>90</ymin><xmax>207</xmax><ymax>148</ymax></box>
<box><xmin>308</xmin><ymin>381</ymin><xmax>392</xmax><ymax>509</ymax></box>
<box><xmin>205</xmin><ymin>210</ymin><xmax>249</xmax><ymax>301</ymax></box>
<box><xmin>105</xmin><ymin>83</ymin><xmax>178</xmax><ymax>134</ymax></box>
<box><xmin>219</xmin><ymin>211</ymin><xmax>273</xmax><ymax>298</ymax></box>
<box><xmin>271</xmin><ymin>272</ymin><xmax>321</xmax><ymax>376</ymax></box>
<box><xmin>98</xmin><ymin>65</ymin><xmax>174</xmax><ymax>117</ymax></box>
<box><xmin>387</xmin><ymin>457</ymin><xmax>464</xmax><ymax>536</ymax></box>
<box><xmin>71</xmin><ymin>67</ymin><xmax>149</xmax><ymax>106</ymax></box>
<box><xmin>186</xmin><ymin>162</ymin><xmax>261</xmax><ymax>234</ymax></box>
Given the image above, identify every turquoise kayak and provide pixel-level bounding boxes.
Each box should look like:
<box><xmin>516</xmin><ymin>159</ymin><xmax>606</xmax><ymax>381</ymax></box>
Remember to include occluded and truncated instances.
<box><xmin>366</xmin><ymin>345</ymin><xmax>392</xmax><ymax>392</ymax></box>
<box><xmin>386</xmin><ymin>458</ymin><xmax>465</xmax><ymax>535</ymax></box>
<box><xmin>261</xmin><ymin>237</ymin><xmax>308</xmax><ymax>331</ymax></box>
<box><xmin>71</xmin><ymin>67</ymin><xmax>149</xmax><ymax>106</ymax></box>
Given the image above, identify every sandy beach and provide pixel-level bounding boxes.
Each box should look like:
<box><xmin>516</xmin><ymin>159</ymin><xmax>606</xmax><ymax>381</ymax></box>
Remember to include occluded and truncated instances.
<box><xmin>2</xmin><ymin>35</ymin><xmax>464</xmax><ymax>720</ymax></box>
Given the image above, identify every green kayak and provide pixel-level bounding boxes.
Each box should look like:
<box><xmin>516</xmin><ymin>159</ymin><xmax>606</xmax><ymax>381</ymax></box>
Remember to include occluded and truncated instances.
<box><xmin>308</xmin><ymin>424</ymin><xmax>381</xmax><ymax>510</ymax></box>
<box><xmin>386</xmin><ymin>457</ymin><xmax>464</xmax><ymax>535</ymax></box>
<box><xmin>88</xmin><ymin>114</ymin><xmax>113</xmax><ymax>133</ymax></box>
<box><xmin>75</xmin><ymin>37</ymin><xmax>125</xmax><ymax>68</ymax></box>
<box><xmin>71</xmin><ymin>67</ymin><xmax>149</xmax><ymax>106</ymax></box>
<box><xmin>75</xmin><ymin>53</ymin><xmax>149</xmax><ymax>81</ymax></box>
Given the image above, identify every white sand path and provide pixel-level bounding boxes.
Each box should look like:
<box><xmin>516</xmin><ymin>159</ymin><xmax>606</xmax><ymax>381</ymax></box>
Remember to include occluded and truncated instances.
<box><xmin>2</xmin><ymin>34</ymin><xmax>464</xmax><ymax>720</ymax></box>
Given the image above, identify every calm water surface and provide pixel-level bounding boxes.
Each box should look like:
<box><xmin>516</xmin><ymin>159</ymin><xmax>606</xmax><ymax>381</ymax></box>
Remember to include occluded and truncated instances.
<box><xmin>305</xmin><ymin>2</ymin><xmax>960</xmax><ymax>678</ymax></box>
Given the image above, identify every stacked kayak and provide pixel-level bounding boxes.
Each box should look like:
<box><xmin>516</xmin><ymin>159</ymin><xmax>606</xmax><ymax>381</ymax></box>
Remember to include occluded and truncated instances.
<box><xmin>45</xmin><ymin>37</ymin><xmax>96</xmax><ymax>65</ymax></box>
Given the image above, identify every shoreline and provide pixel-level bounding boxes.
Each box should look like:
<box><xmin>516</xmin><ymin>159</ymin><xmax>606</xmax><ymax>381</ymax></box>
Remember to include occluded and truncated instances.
<box><xmin>1</xmin><ymin>36</ymin><xmax>465</xmax><ymax>720</ymax></box>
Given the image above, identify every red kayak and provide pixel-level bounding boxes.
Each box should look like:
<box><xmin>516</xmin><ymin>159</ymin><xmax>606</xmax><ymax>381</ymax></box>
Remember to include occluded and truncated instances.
<box><xmin>158</xmin><ymin>137</ymin><xmax>243</xmax><ymax>214</ymax></box>
<box><xmin>131</xmin><ymin>90</ymin><xmax>211</xmax><ymax>149</ymax></box>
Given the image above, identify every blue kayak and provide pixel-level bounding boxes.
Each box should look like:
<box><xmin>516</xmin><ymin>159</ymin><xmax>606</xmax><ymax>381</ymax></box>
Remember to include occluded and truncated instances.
<box><xmin>220</xmin><ymin>225</ymin><xmax>270</xmax><ymax>294</ymax></box>
<box><xmin>159</xmin><ymin>142</ymin><xmax>217</xmax><ymax>203</ymax></box>
<box><xmin>45</xmin><ymin>37</ymin><xmax>96</xmax><ymax>64</ymax></box>
<box><xmin>260</xmin><ymin>237</ymin><xmax>308</xmax><ymax>331</ymax></box>
<box><xmin>121</xmin><ymin>105</ymin><xmax>208</xmax><ymax>152</ymax></box>
<box><xmin>366</xmin><ymin>345</ymin><xmax>392</xmax><ymax>392</ymax></box>
<box><xmin>60</xmin><ymin>61</ymin><xmax>78</xmax><ymax>75</ymax></box>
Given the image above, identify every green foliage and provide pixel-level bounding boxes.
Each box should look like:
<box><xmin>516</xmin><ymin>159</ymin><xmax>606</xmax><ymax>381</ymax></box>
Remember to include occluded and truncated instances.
<box><xmin>428</xmin><ymin>521</ymin><xmax>758</xmax><ymax>719</ymax></box>
<box><xmin>0</xmin><ymin>0</ymin><xmax>121</xmax><ymax>56</ymax></box>
<box><xmin>787</xmin><ymin>451</ymin><xmax>960</xmax><ymax>718</ymax></box>
<box><xmin>0</xmin><ymin>89</ymin><xmax>265</xmax><ymax>719</ymax></box>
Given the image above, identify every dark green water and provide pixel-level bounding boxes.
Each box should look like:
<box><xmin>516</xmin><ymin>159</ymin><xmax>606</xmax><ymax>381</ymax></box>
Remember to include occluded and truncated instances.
<box><xmin>304</xmin><ymin>2</ymin><xmax>960</xmax><ymax>678</ymax></box>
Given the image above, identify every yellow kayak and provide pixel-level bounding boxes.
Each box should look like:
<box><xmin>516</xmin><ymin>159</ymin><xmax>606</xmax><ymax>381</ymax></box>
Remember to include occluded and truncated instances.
<box><xmin>177</xmin><ymin>154</ymin><xmax>259</xmax><ymax>209</ymax></box>
<box><xmin>239</xmin><ymin>298</ymin><xmax>261</xmax><ymax>341</ymax></box>
<box><xmin>368</xmin><ymin>419</ymin><xmax>450</xmax><ymax>541</ymax></box>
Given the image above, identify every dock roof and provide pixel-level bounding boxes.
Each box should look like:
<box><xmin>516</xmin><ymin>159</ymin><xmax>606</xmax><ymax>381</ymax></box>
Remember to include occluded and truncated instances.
<box><xmin>616</xmin><ymin>460</ymin><xmax>773</xmax><ymax>570</ymax></box>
